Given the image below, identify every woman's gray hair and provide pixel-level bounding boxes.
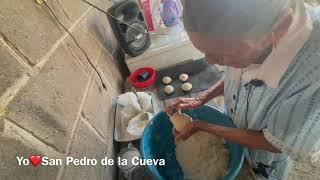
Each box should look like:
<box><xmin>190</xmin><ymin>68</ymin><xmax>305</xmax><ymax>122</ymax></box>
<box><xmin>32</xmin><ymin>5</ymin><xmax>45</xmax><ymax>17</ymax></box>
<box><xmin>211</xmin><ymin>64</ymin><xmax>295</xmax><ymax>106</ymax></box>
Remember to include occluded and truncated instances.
<box><xmin>182</xmin><ymin>0</ymin><xmax>302</xmax><ymax>40</ymax></box>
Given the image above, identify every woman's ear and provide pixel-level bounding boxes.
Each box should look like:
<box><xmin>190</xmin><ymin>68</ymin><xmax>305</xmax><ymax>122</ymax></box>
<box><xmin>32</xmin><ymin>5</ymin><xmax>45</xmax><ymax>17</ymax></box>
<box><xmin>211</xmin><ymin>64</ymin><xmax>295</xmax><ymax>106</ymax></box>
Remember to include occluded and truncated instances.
<box><xmin>270</xmin><ymin>8</ymin><xmax>294</xmax><ymax>47</ymax></box>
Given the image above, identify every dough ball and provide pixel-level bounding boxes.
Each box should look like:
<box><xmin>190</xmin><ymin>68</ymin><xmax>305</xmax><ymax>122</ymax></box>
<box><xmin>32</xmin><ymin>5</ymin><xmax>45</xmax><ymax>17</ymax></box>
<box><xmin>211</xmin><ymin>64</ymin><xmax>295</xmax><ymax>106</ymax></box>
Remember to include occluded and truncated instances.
<box><xmin>181</xmin><ymin>83</ymin><xmax>192</xmax><ymax>92</ymax></box>
<box><xmin>162</xmin><ymin>76</ymin><xmax>172</xmax><ymax>84</ymax></box>
<box><xmin>179</xmin><ymin>74</ymin><xmax>189</xmax><ymax>82</ymax></box>
<box><xmin>170</xmin><ymin>112</ymin><xmax>192</xmax><ymax>132</ymax></box>
<box><xmin>164</xmin><ymin>85</ymin><xmax>174</xmax><ymax>95</ymax></box>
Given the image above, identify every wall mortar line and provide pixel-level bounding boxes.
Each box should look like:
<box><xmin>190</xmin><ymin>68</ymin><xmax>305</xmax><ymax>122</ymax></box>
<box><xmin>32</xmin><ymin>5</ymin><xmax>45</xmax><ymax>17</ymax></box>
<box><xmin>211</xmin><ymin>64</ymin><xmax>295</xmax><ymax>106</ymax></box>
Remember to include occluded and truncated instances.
<box><xmin>0</xmin><ymin>74</ymin><xmax>30</xmax><ymax>107</ymax></box>
<box><xmin>55</xmin><ymin>69</ymin><xmax>95</xmax><ymax>180</ymax></box>
<box><xmin>56</xmin><ymin>0</ymin><xmax>71</xmax><ymax>21</ymax></box>
<box><xmin>64</xmin><ymin>41</ymin><xmax>92</xmax><ymax>77</ymax></box>
<box><xmin>2</xmin><ymin>118</ymin><xmax>62</xmax><ymax>158</ymax></box>
<box><xmin>80</xmin><ymin>117</ymin><xmax>106</xmax><ymax>143</ymax></box>
<box><xmin>74</xmin><ymin>47</ymin><xmax>106</xmax><ymax>142</ymax></box>
<box><xmin>35</xmin><ymin>7</ymin><xmax>92</xmax><ymax>70</ymax></box>
<box><xmin>0</xmin><ymin>32</ymin><xmax>34</xmax><ymax>67</ymax></box>
<box><xmin>0</xmin><ymin>37</ymin><xmax>33</xmax><ymax>73</ymax></box>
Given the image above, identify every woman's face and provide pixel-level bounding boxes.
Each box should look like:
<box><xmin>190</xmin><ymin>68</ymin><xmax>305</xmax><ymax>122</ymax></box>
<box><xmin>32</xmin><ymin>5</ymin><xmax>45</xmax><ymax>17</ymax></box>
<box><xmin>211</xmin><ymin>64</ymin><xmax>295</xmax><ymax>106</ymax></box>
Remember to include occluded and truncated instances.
<box><xmin>188</xmin><ymin>31</ymin><xmax>270</xmax><ymax>68</ymax></box>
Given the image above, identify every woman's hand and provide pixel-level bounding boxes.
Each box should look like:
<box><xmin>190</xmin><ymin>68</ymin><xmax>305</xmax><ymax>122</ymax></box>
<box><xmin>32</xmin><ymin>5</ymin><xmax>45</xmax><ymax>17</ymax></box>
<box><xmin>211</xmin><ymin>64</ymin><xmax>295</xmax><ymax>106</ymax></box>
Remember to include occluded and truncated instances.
<box><xmin>165</xmin><ymin>81</ymin><xmax>225</xmax><ymax>116</ymax></box>
<box><xmin>165</xmin><ymin>97</ymin><xmax>205</xmax><ymax>116</ymax></box>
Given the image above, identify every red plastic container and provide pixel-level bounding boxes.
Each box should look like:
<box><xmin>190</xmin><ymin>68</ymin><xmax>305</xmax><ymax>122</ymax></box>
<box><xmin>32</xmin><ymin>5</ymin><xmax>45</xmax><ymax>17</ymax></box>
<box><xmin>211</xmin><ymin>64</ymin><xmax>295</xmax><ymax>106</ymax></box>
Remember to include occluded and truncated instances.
<box><xmin>129</xmin><ymin>67</ymin><xmax>156</xmax><ymax>88</ymax></box>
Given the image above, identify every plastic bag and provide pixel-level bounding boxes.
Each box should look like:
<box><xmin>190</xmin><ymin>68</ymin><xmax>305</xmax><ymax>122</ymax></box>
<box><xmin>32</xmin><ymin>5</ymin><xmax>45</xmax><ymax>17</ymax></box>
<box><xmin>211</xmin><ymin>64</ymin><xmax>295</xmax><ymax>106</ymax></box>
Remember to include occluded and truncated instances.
<box><xmin>115</xmin><ymin>92</ymin><xmax>154</xmax><ymax>141</ymax></box>
<box><xmin>142</xmin><ymin>0</ymin><xmax>183</xmax><ymax>32</ymax></box>
<box><xmin>136</xmin><ymin>92</ymin><xmax>153</xmax><ymax>113</ymax></box>
<box><xmin>161</xmin><ymin>0</ymin><xmax>182</xmax><ymax>27</ymax></box>
<box><xmin>117</xmin><ymin>92</ymin><xmax>142</xmax><ymax>122</ymax></box>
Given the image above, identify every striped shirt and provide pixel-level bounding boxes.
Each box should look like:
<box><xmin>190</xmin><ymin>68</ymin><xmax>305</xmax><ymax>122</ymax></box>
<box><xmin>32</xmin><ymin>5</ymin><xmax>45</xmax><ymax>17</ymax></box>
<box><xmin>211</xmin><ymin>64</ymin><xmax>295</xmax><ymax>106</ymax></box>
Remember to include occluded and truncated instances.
<box><xmin>224</xmin><ymin>5</ymin><xmax>320</xmax><ymax>180</ymax></box>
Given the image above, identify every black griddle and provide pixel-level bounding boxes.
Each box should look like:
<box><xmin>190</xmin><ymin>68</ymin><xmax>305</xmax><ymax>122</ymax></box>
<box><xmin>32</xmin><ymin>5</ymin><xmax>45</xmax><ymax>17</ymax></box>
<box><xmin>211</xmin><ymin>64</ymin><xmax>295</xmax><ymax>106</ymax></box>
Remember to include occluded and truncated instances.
<box><xmin>156</xmin><ymin>58</ymin><xmax>222</xmax><ymax>100</ymax></box>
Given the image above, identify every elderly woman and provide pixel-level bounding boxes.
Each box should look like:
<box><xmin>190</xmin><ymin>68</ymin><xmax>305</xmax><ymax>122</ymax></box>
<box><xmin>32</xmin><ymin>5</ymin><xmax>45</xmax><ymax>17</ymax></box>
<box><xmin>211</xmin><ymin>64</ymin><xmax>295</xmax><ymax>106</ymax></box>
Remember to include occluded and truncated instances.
<box><xmin>166</xmin><ymin>0</ymin><xmax>320</xmax><ymax>179</ymax></box>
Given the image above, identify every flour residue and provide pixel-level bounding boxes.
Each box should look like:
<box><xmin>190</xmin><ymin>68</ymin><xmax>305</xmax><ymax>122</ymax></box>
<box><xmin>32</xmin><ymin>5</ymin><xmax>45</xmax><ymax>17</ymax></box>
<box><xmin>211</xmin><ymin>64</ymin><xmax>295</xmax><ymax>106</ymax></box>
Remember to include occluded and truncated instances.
<box><xmin>175</xmin><ymin>132</ymin><xmax>229</xmax><ymax>179</ymax></box>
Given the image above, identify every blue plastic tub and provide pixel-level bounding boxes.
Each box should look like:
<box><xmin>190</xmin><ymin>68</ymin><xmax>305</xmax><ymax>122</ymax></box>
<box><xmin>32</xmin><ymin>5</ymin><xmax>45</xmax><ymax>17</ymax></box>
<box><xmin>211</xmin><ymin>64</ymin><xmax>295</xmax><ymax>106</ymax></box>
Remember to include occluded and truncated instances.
<box><xmin>141</xmin><ymin>105</ymin><xmax>244</xmax><ymax>180</ymax></box>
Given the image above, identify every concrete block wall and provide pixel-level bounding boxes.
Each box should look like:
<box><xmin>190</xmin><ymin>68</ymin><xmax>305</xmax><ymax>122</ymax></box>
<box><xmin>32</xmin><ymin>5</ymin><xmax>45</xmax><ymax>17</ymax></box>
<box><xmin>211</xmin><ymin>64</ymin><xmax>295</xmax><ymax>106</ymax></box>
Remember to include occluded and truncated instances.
<box><xmin>0</xmin><ymin>0</ymin><xmax>125</xmax><ymax>179</ymax></box>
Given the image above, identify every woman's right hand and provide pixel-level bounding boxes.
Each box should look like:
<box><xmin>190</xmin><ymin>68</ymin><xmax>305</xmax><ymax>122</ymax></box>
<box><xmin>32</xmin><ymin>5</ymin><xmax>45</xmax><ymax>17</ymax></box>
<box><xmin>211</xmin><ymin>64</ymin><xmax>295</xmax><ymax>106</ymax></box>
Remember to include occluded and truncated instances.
<box><xmin>165</xmin><ymin>97</ymin><xmax>205</xmax><ymax>116</ymax></box>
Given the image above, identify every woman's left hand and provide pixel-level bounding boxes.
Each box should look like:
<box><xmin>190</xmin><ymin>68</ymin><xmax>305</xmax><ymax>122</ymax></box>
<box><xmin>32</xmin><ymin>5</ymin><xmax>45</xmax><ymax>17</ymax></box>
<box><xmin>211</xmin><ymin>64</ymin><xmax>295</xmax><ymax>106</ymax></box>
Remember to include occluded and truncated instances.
<box><xmin>174</xmin><ymin>120</ymin><xmax>205</xmax><ymax>141</ymax></box>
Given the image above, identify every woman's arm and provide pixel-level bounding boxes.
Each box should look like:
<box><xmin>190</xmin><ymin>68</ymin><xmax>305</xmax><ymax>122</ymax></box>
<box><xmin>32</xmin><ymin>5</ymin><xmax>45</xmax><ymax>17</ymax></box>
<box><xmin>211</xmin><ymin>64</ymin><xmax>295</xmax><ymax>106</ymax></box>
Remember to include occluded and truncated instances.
<box><xmin>201</xmin><ymin>123</ymin><xmax>280</xmax><ymax>153</ymax></box>
<box><xmin>165</xmin><ymin>80</ymin><xmax>224</xmax><ymax>115</ymax></box>
<box><xmin>176</xmin><ymin>121</ymin><xmax>281</xmax><ymax>153</ymax></box>
<box><xmin>198</xmin><ymin>80</ymin><xmax>224</xmax><ymax>104</ymax></box>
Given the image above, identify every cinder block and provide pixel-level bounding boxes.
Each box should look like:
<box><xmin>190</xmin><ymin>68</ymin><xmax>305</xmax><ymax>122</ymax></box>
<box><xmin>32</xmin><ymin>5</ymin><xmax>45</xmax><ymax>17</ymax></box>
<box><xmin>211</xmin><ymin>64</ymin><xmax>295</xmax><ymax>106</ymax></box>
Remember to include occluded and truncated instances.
<box><xmin>0</xmin><ymin>44</ymin><xmax>26</xmax><ymax>97</ymax></box>
<box><xmin>81</xmin><ymin>74</ymin><xmax>116</xmax><ymax>139</ymax></box>
<box><xmin>59</xmin><ymin>0</ymin><xmax>108</xmax><ymax>23</ymax></box>
<box><xmin>0</xmin><ymin>135</ymin><xmax>58</xmax><ymax>180</ymax></box>
<box><xmin>97</xmin><ymin>49</ymin><xmax>124</xmax><ymax>93</ymax></box>
<box><xmin>0</xmin><ymin>0</ymin><xmax>70</xmax><ymax>65</ymax></box>
<box><xmin>61</xmin><ymin>119</ymin><xmax>116</xmax><ymax>180</ymax></box>
<box><xmin>64</xmin><ymin>26</ymin><xmax>102</xmax><ymax>76</ymax></box>
<box><xmin>6</xmin><ymin>44</ymin><xmax>89</xmax><ymax>153</ymax></box>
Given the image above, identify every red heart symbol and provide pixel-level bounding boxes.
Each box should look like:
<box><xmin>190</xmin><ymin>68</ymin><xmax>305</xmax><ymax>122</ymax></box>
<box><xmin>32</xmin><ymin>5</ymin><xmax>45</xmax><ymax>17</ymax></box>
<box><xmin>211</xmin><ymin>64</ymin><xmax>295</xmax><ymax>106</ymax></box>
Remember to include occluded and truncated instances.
<box><xmin>29</xmin><ymin>155</ymin><xmax>42</xmax><ymax>167</ymax></box>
